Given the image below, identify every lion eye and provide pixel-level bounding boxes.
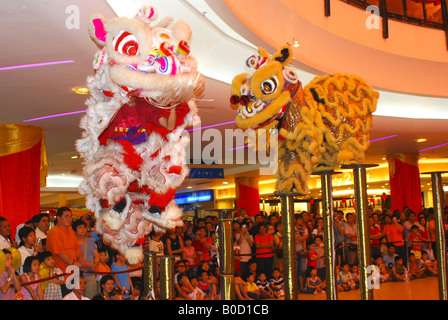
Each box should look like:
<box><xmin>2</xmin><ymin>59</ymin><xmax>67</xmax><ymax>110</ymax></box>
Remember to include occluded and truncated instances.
<box><xmin>113</xmin><ymin>31</ymin><xmax>139</xmax><ymax>56</ymax></box>
<box><xmin>261</xmin><ymin>77</ymin><xmax>278</xmax><ymax>95</ymax></box>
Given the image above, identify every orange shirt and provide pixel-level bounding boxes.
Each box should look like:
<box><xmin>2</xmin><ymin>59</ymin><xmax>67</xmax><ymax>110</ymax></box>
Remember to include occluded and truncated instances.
<box><xmin>46</xmin><ymin>225</ymin><xmax>81</xmax><ymax>274</ymax></box>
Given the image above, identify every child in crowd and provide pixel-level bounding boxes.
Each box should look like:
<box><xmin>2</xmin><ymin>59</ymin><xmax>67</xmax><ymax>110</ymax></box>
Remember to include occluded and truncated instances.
<box><xmin>111</xmin><ymin>252</ymin><xmax>133</xmax><ymax>299</ymax></box>
<box><xmin>269</xmin><ymin>268</ymin><xmax>284</xmax><ymax>297</ymax></box>
<box><xmin>183</xmin><ymin>236</ymin><xmax>196</xmax><ymax>267</ymax></box>
<box><xmin>409</xmin><ymin>225</ymin><xmax>423</xmax><ymax>260</ymax></box>
<box><xmin>313</xmin><ymin>236</ymin><xmax>325</xmax><ymax>281</ymax></box>
<box><xmin>421</xmin><ymin>251</ymin><xmax>438</xmax><ymax>276</ymax></box>
<box><xmin>245</xmin><ymin>273</ymin><xmax>264</xmax><ymax>300</ymax></box>
<box><xmin>351</xmin><ymin>264</ymin><xmax>360</xmax><ymax>287</ymax></box>
<box><xmin>374</xmin><ymin>256</ymin><xmax>390</xmax><ymax>282</ymax></box>
<box><xmin>20</xmin><ymin>256</ymin><xmax>44</xmax><ymax>300</ymax></box>
<box><xmin>197</xmin><ymin>270</ymin><xmax>215</xmax><ymax>299</ymax></box>
<box><xmin>305</xmin><ymin>267</ymin><xmax>325</xmax><ymax>295</ymax></box>
<box><xmin>37</xmin><ymin>251</ymin><xmax>64</xmax><ymax>300</ymax></box>
<box><xmin>383</xmin><ymin>244</ymin><xmax>398</xmax><ymax>272</ymax></box>
<box><xmin>96</xmin><ymin>248</ymin><xmax>112</xmax><ymax>285</ymax></box>
<box><xmin>234</xmin><ymin>273</ymin><xmax>253</xmax><ymax>300</ymax></box>
<box><xmin>391</xmin><ymin>256</ymin><xmax>408</xmax><ymax>281</ymax></box>
<box><xmin>256</xmin><ymin>272</ymin><xmax>276</xmax><ymax>299</ymax></box>
<box><xmin>408</xmin><ymin>252</ymin><xmax>425</xmax><ymax>279</ymax></box>
<box><xmin>198</xmin><ymin>260</ymin><xmax>219</xmax><ymax>294</ymax></box>
<box><xmin>306</xmin><ymin>242</ymin><xmax>320</xmax><ymax>270</ymax></box>
<box><xmin>0</xmin><ymin>249</ymin><xmax>21</xmax><ymax>300</ymax></box>
<box><xmin>339</xmin><ymin>263</ymin><xmax>357</xmax><ymax>291</ymax></box>
<box><xmin>189</xmin><ymin>275</ymin><xmax>207</xmax><ymax>300</ymax></box>
<box><xmin>175</xmin><ymin>273</ymin><xmax>194</xmax><ymax>300</ymax></box>
<box><xmin>149</xmin><ymin>230</ymin><xmax>165</xmax><ymax>256</ymax></box>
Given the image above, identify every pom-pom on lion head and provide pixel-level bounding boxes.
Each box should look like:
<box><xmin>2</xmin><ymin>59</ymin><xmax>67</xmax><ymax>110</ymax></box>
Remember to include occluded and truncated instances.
<box><xmin>88</xmin><ymin>5</ymin><xmax>203</xmax><ymax>106</ymax></box>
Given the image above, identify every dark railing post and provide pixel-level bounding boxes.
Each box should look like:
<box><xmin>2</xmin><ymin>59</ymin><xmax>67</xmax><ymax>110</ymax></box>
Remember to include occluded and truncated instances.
<box><xmin>441</xmin><ymin>0</ymin><xmax>448</xmax><ymax>50</ymax></box>
<box><xmin>325</xmin><ymin>0</ymin><xmax>331</xmax><ymax>17</ymax></box>
<box><xmin>380</xmin><ymin>0</ymin><xmax>389</xmax><ymax>39</ymax></box>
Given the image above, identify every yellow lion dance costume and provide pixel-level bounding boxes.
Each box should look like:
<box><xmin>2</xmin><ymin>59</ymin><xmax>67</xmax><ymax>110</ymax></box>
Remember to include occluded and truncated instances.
<box><xmin>230</xmin><ymin>45</ymin><xmax>379</xmax><ymax>194</ymax></box>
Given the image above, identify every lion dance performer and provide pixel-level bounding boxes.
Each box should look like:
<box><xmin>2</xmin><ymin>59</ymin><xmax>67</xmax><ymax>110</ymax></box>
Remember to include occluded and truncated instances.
<box><xmin>230</xmin><ymin>45</ymin><xmax>379</xmax><ymax>194</ymax></box>
<box><xmin>76</xmin><ymin>5</ymin><xmax>203</xmax><ymax>263</ymax></box>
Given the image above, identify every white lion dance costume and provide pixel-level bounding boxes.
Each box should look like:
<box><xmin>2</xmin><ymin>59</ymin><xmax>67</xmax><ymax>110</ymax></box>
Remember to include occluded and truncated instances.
<box><xmin>76</xmin><ymin>6</ymin><xmax>204</xmax><ymax>263</ymax></box>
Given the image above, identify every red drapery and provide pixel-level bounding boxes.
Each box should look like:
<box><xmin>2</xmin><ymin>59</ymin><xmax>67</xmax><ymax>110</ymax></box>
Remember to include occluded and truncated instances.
<box><xmin>388</xmin><ymin>154</ymin><xmax>423</xmax><ymax>214</ymax></box>
<box><xmin>235</xmin><ymin>177</ymin><xmax>259</xmax><ymax>217</ymax></box>
<box><xmin>0</xmin><ymin>124</ymin><xmax>47</xmax><ymax>241</ymax></box>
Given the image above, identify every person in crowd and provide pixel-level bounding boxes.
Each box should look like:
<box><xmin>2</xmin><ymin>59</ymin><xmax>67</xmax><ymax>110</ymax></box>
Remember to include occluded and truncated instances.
<box><xmin>20</xmin><ymin>256</ymin><xmax>44</xmax><ymax>300</ymax></box>
<box><xmin>166</xmin><ymin>227</ymin><xmax>184</xmax><ymax>261</ymax></box>
<box><xmin>269</xmin><ymin>268</ymin><xmax>284</xmax><ymax>297</ymax></box>
<box><xmin>254</xmin><ymin>223</ymin><xmax>274</xmax><ymax>277</ymax></box>
<box><xmin>96</xmin><ymin>248</ymin><xmax>112</xmax><ymax>290</ymax></box>
<box><xmin>369</xmin><ymin>216</ymin><xmax>382</xmax><ymax>260</ymax></box>
<box><xmin>235</xmin><ymin>222</ymin><xmax>254</xmax><ymax>276</ymax></box>
<box><xmin>46</xmin><ymin>207</ymin><xmax>85</xmax><ymax>296</ymax></box>
<box><xmin>182</xmin><ymin>236</ymin><xmax>196</xmax><ymax>267</ymax></box>
<box><xmin>92</xmin><ymin>275</ymin><xmax>115</xmax><ymax>300</ymax></box>
<box><xmin>305</xmin><ymin>267</ymin><xmax>325</xmax><ymax>295</ymax></box>
<box><xmin>62</xmin><ymin>275</ymin><xmax>90</xmax><ymax>300</ymax></box>
<box><xmin>391</xmin><ymin>256</ymin><xmax>407</xmax><ymax>282</ymax></box>
<box><xmin>421</xmin><ymin>251</ymin><xmax>438</xmax><ymax>276</ymax></box>
<box><xmin>0</xmin><ymin>249</ymin><xmax>21</xmax><ymax>300</ymax></box>
<box><xmin>344</xmin><ymin>213</ymin><xmax>358</xmax><ymax>266</ymax></box>
<box><xmin>37</xmin><ymin>251</ymin><xmax>64</xmax><ymax>300</ymax></box>
<box><xmin>273</xmin><ymin>222</ymin><xmax>283</xmax><ymax>273</ymax></box>
<box><xmin>256</xmin><ymin>272</ymin><xmax>276</xmax><ymax>299</ymax></box>
<box><xmin>294</xmin><ymin>213</ymin><xmax>308</xmax><ymax>291</ymax></box>
<box><xmin>17</xmin><ymin>226</ymin><xmax>42</xmax><ymax>274</ymax></box>
<box><xmin>192</xmin><ymin>226</ymin><xmax>213</xmax><ymax>266</ymax></box>
<box><xmin>34</xmin><ymin>213</ymin><xmax>50</xmax><ymax>243</ymax></box>
<box><xmin>334</xmin><ymin>210</ymin><xmax>345</xmax><ymax>268</ymax></box>
<box><xmin>374</xmin><ymin>256</ymin><xmax>390</xmax><ymax>283</ymax></box>
<box><xmin>408</xmin><ymin>252</ymin><xmax>425</xmax><ymax>279</ymax></box>
<box><xmin>383</xmin><ymin>215</ymin><xmax>407</xmax><ymax>266</ymax></box>
<box><xmin>0</xmin><ymin>217</ymin><xmax>16</xmax><ymax>249</ymax></box>
<box><xmin>73</xmin><ymin>219</ymin><xmax>99</xmax><ymax>299</ymax></box>
<box><xmin>111</xmin><ymin>252</ymin><xmax>133</xmax><ymax>299</ymax></box>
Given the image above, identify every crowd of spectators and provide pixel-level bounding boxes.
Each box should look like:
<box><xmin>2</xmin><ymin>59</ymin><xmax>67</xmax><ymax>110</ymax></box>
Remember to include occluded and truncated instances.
<box><xmin>0</xmin><ymin>205</ymin><xmax>446</xmax><ymax>300</ymax></box>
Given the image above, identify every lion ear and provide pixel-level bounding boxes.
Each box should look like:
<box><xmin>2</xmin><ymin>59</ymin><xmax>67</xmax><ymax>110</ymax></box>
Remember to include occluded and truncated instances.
<box><xmin>88</xmin><ymin>14</ymin><xmax>107</xmax><ymax>46</ymax></box>
<box><xmin>271</xmin><ymin>45</ymin><xmax>293</xmax><ymax>67</ymax></box>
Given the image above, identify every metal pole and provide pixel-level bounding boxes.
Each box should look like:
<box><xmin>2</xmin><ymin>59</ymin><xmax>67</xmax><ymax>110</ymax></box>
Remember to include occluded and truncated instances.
<box><xmin>342</xmin><ymin>164</ymin><xmax>378</xmax><ymax>300</ymax></box>
<box><xmin>159</xmin><ymin>255</ymin><xmax>175</xmax><ymax>300</ymax></box>
<box><xmin>218</xmin><ymin>209</ymin><xmax>235</xmax><ymax>300</ymax></box>
<box><xmin>313</xmin><ymin>171</ymin><xmax>340</xmax><ymax>300</ymax></box>
<box><xmin>142</xmin><ymin>251</ymin><xmax>157</xmax><ymax>300</ymax></box>
<box><xmin>278</xmin><ymin>192</ymin><xmax>298</xmax><ymax>300</ymax></box>
<box><xmin>423</xmin><ymin>171</ymin><xmax>448</xmax><ymax>300</ymax></box>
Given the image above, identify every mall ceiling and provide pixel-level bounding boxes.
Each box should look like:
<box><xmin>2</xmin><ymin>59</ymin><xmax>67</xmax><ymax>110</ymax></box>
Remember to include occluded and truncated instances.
<box><xmin>1</xmin><ymin>0</ymin><xmax>447</xmax><ymax>206</ymax></box>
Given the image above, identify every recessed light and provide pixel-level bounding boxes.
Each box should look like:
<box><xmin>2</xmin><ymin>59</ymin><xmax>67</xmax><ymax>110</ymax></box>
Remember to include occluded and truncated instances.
<box><xmin>222</xmin><ymin>181</ymin><xmax>228</xmax><ymax>184</ymax></box>
<box><xmin>416</xmin><ymin>138</ymin><xmax>427</xmax><ymax>143</ymax></box>
<box><xmin>187</xmin><ymin>186</ymin><xmax>193</xmax><ymax>189</ymax></box>
<box><xmin>71</xmin><ymin>155</ymin><xmax>79</xmax><ymax>159</ymax></box>
<box><xmin>72</xmin><ymin>87</ymin><xmax>90</xmax><ymax>95</ymax></box>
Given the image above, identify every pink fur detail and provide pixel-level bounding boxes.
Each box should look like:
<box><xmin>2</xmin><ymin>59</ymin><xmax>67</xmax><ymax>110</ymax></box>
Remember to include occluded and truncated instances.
<box><xmin>92</xmin><ymin>18</ymin><xmax>107</xmax><ymax>42</ymax></box>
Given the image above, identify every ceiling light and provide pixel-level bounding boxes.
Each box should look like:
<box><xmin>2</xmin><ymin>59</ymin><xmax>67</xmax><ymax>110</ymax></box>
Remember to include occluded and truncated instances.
<box><xmin>187</xmin><ymin>186</ymin><xmax>193</xmax><ymax>189</ymax></box>
<box><xmin>71</xmin><ymin>156</ymin><xmax>79</xmax><ymax>159</ymax></box>
<box><xmin>222</xmin><ymin>181</ymin><xmax>229</xmax><ymax>184</ymax></box>
<box><xmin>287</xmin><ymin>38</ymin><xmax>300</xmax><ymax>48</ymax></box>
<box><xmin>72</xmin><ymin>87</ymin><xmax>90</xmax><ymax>95</ymax></box>
<box><xmin>416</xmin><ymin>138</ymin><xmax>427</xmax><ymax>143</ymax></box>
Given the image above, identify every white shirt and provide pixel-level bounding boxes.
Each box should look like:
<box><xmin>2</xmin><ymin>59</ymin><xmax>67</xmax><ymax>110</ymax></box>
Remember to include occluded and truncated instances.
<box><xmin>62</xmin><ymin>292</ymin><xmax>90</xmax><ymax>300</ymax></box>
<box><xmin>18</xmin><ymin>246</ymin><xmax>34</xmax><ymax>274</ymax></box>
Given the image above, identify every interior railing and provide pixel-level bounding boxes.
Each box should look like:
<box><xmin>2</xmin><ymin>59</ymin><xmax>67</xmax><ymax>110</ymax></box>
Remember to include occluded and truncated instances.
<box><xmin>323</xmin><ymin>0</ymin><xmax>448</xmax><ymax>49</ymax></box>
